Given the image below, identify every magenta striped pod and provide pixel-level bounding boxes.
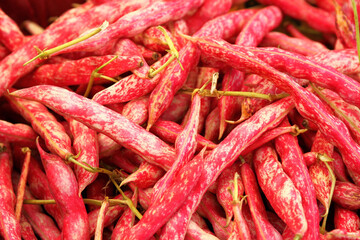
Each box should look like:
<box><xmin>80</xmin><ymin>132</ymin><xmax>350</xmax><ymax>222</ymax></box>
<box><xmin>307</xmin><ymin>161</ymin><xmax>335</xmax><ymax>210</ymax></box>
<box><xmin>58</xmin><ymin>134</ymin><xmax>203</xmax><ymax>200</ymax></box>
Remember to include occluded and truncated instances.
<box><xmin>185</xmin><ymin>0</ymin><xmax>232</xmax><ymax>34</ymax></box>
<box><xmin>308</xmin><ymin>131</ymin><xmax>334</xmax><ymax>217</ymax></box>
<box><xmin>88</xmin><ymin>192</ymin><xmax>132</xmax><ymax>237</ymax></box>
<box><xmin>243</xmin><ymin>123</ymin><xmax>305</xmax><ymax>156</ymax></box>
<box><xmin>94</xmin><ymin>198</ymin><xmax>109</xmax><ymax>240</ymax></box>
<box><xmin>152</xmin><ymin>94</ymin><xmax>201</xmax><ymax>202</ymax></box>
<box><xmin>197</xmin><ymin>192</ymin><xmax>233</xmax><ymax>240</ymax></box>
<box><xmin>161</xmin><ymin>97</ymin><xmax>294</xmax><ymax>240</ymax></box>
<box><xmin>55</xmin><ymin>0</ymin><xmax>205</xmax><ymax>55</ymax></box>
<box><xmin>11</xmin><ymin>172</ymin><xmax>61</xmax><ymax>240</ymax></box>
<box><xmin>170</xmin><ymin>19</ymin><xmax>189</xmax><ymax>49</ymax></box>
<box><xmin>241</xmin><ymin>204</ymin><xmax>258</xmax><ymax>240</ymax></box>
<box><xmin>7</xmin><ymin>94</ymin><xmax>71</xmax><ymax>159</ymax></box>
<box><xmin>308</xmin><ymin>49</ymin><xmax>360</xmax><ymax>76</ymax></box>
<box><xmin>325</xmin><ymin>229</ymin><xmax>360</xmax><ymax>239</ymax></box>
<box><xmin>149</xmin><ymin>120</ymin><xmax>217</xmax><ymax>151</ymax></box>
<box><xmin>185</xmin><ymin>220</ymin><xmax>219</xmax><ymax>240</ymax></box>
<box><xmin>216</xmin><ymin>163</ymin><xmax>243</xmax><ymax>225</ymax></box>
<box><xmin>253</xmin><ymin>144</ymin><xmax>308</xmax><ymax>238</ymax></box>
<box><xmin>256</xmin><ymin>0</ymin><xmax>335</xmax><ymax>33</ymax></box>
<box><xmin>0</xmin><ymin>120</ymin><xmax>37</xmax><ymax>148</ymax></box>
<box><xmin>334</xmin><ymin>205</ymin><xmax>360</xmax><ymax>232</ymax></box>
<box><xmin>24</xmin><ymin>156</ymin><xmax>64</xmax><ymax>229</ymax></box>
<box><xmin>250</xmin><ymin>48</ymin><xmax>360</xmax><ymax>106</ymax></box>
<box><xmin>16</xmin><ymin>55</ymin><xmax>142</xmax><ymax>88</ymax></box>
<box><xmin>112</xmin><ymin>38</ymin><xmax>150</xmax><ymax>79</ymax></box>
<box><xmin>204</xmin><ymin>107</ymin><xmax>220</xmax><ymax>142</ymax></box>
<box><xmin>0</xmin><ymin>143</ymin><xmax>21</xmax><ymax>240</ymax></box>
<box><xmin>141</xmin><ymin>26</ymin><xmax>178</xmax><ymax>52</ymax></box>
<box><xmin>111</xmin><ymin>190</ymin><xmax>138</xmax><ymax>240</ymax></box>
<box><xmin>181</xmin><ymin>67</ymin><xmax>216</xmax><ymax>134</ymax></box>
<box><xmin>147</xmin><ymin>7</ymin><xmax>258</xmax><ymax>130</ymax></box>
<box><xmin>160</xmin><ymin>93</ymin><xmax>193</xmax><ymax>123</ymax></box>
<box><xmin>6</xmin><ymin>96</ymin><xmax>73</xmax><ymax>161</ymax></box>
<box><xmin>188</xmin><ymin>36</ymin><xmax>360</xmax><ymax>178</ymax></box>
<box><xmin>19</xmin><ymin>215</ymin><xmax>37</xmax><ymax>240</ymax></box>
<box><xmin>98</xmin><ymin>133</ymin><xmax>122</xmax><ymax>159</ymax></box>
<box><xmin>241</xmin><ymin>79</ymin><xmax>283</xmax><ymax>121</ymax></box>
<box><xmin>92</xmin><ymin>52</ymin><xmax>172</xmax><ymax>105</ymax></box>
<box><xmin>232</xmin><ymin>198</ymin><xmax>251</xmax><ymax>240</ymax></box>
<box><xmin>248</xmin><ymin>47</ymin><xmax>360</xmax><ymax>108</ymax></box>
<box><xmin>134</xmin><ymin>44</ymin><xmax>161</xmax><ymax>62</ymax></box>
<box><xmin>11</xmin><ymin>85</ymin><xmax>176</xmax><ymax>170</ymax></box>
<box><xmin>36</xmin><ymin>140</ymin><xmax>90</xmax><ymax>240</ymax></box>
<box><xmin>332</xmin><ymin>151</ymin><xmax>351</xmax><ymax>182</ymax></box>
<box><xmin>147</xmin><ymin>41</ymin><xmax>201</xmax><ymax>130</ymax></box>
<box><xmin>275</xmin><ymin>118</ymin><xmax>319</xmax><ymax>240</ymax></box>
<box><xmin>0</xmin><ymin>0</ymin><xmax>149</xmax><ymax>97</ymax></box>
<box><xmin>91</xmin><ymin>8</ymin><xmax>256</xmax><ymax>106</ymax></box>
<box><xmin>260</xmin><ymin>31</ymin><xmax>328</xmax><ymax>56</ymax></box>
<box><xmin>333</xmin><ymin>0</ymin><xmax>356</xmax><ymax>49</ymax></box>
<box><xmin>241</xmin><ymin>161</ymin><xmax>282</xmax><ymax>240</ymax></box>
<box><xmin>316</xmin><ymin>88</ymin><xmax>360</xmax><ymax>145</ymax></box>
<box><xmin>333</xmin><ymin>181</ymin><xmax>360</xmax><ymax>210</ymax></box>
<box><xmin>116</xmin><ymin>158</ymin><xmax>202</xmax><ymax>240</ymax></box>
<box><xmin>67</xmin><ymin>118</ymin><xmax>99</xmax><ymax>195</ymax></box>
<box><xmin>189</xmin><ymin>212</ymin><xmax>213</xmax><ymax>234</ymax></box>
<box><xmin>122</xmin><ymin>95</ymin><xmax>149</xmax><ymax>126</ymax></box>
<box><xmin>0</xmin><ymin>8</ymin><xmax>25</xmax><ymax>51</ymax></box>
<box><xmin>120</xmin><ymin>161</ymin><xmax>165</xmax><ymax>189</ymax></box>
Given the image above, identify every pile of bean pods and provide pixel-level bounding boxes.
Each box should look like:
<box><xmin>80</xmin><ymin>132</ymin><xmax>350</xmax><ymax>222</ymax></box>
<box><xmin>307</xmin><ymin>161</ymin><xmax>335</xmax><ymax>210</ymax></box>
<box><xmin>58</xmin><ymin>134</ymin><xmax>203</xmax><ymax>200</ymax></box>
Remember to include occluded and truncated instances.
<box><xmin>1</xmin><ymin>0</ymin><xmax>360</xmax><ymax>239</ymax></box>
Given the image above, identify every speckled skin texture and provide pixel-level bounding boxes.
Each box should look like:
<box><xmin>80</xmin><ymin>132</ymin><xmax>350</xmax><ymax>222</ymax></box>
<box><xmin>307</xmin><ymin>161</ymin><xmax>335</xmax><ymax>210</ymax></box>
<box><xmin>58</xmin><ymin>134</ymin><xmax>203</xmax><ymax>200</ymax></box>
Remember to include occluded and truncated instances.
<box><xmin>191</xmin><ymin>37</ymin><xmax>360</xmax><ymax>178</ymax></box>
<box><xmin>256</xmin><ymin>0</ymin><xmax>335</xmax><ymax>33</ymax></box>
<box><xmin>0</xmin><ymin>120</ymin><xmax>37</xmax><ymax>147</ymax></box>
<box><xmin>0</xmin><ymin>143</ymin><xmax>21</xmax><ymax>239</ymax></box>
<box><xmin>0</xmin><ymin>0</ymin><xmax>147</xmax><ymax>96</ymax></box>
<box><xmin>160</xmin><ymin>98</ymin><xmax>294</xmax><ymax>240</ymax></box>
<box><xmin>275</xmin><ymin>118</ymin><xmax>319</xmax><ymax>240</ymax></box>
<box><xmin>12</xmin><ymin>86</ymin><xmax>176</xmax><ymax>170</ymax></box>
<box><xmin>254</xmin><ymin>145</ymin><xmax>308</xmax><ymax>237</ymax></box>
<box><xmin>68</xmin><ymin>118</ymin><xmax>99</xmax><ymax>195</ymax></box>
<box><xmin>16</xmin><ymin>55</ymin><xmax>142</xmax><ymax>88</ymax></box>
<box><xmin>37</xmin><ymin>143</ymin><xmax>90</xmax><ymax>240</ymax></box>
<box><xmin>334</xmin><ymin>205</ymin><xmax>360</xmax><ymax>232</ymax></box>
<box><xmin>333</xmin><ymin>181</ymin><xmax>360</xmax><ymax>210</ymax></box>
<box><xmin>0</xmin><ymin>8</ymin><xmax>24</xmax><ymax>51</ymax></box>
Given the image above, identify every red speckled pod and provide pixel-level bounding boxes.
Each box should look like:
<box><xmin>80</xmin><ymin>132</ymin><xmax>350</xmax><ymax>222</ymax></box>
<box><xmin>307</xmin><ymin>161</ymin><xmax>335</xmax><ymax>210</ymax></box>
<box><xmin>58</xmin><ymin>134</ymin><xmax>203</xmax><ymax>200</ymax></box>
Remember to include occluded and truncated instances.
<box><xmin>0</xmin><ymin>0</ymin><xmax>148</xmax><ymax>96</ymax></box>
<box><xmin>256</xmin><ymin>0</ymin><xmax>336</xmax><ymax>33</ymax></box>
<box><xmin>67</xmin><ymin>118</ymin><xmax>99</xmax><ymax>195</ymax></box>
<box><xmin>260</xmin><ymin>32</ymin><xmax>328</xmax><ymax>56</ymax></box>
<box><xmin>37</xmin><ymin>140</ymin><xmax>90</xmax><ymax>240</ymax></box>
<box><xmin>334</xmin><ymin>205</ymin><xmax>360</xmax><ymax>232</ymax></box>
<box><xmin>0</xmin><ymin>143</ymin><xmax>21</xmax><ymax>240</ymax></box>
<box><xmin>333</xmin><ymin>181</ymin><xmax>360</xmax><ymax>210</ymax></box>
<box><xmin>253</xmin><ymin>144</ymin><xmax>308</xmax><ymax>238</ymax></box>
<box><xmin>275</xmin><ymin>118</ymin><xmax>319</xmax><ymax>240</ymax></box>
<box><xmin>11</xmin><ymin>86</ymin><xmax>176</xmax><ymax>170</ymax></box>
<box><xmin>0</xmin><ymin>8</ymin><xmax>25</xmax><ymax>51</ymax></box>
<box><xmin>16</xmin><ymin>55</ymin><xmax>142</xmax><ymax>88</ymax></box>
<box><xmin>0</xmin><ymin>120</ymin><xmax>37</xmax><ymax>148</ymax></box>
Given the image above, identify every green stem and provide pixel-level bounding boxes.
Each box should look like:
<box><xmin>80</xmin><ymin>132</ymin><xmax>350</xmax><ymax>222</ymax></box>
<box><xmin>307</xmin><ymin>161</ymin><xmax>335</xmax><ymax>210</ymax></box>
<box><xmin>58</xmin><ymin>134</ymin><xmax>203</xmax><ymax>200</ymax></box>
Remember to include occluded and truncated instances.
<box><xmin>84</xmin><ymin>55</ymin><xmax>118</xmax><ymax>98</ymax></box>
<box><xmin>148</xmin><ymin>55</ymin><xmax>175</xmax><ymax>78</ymax></box>
<box><xmin>351</xmin><ymin>0</ymin><xmax>360</xmax><ymax>63</ymax></box>
<box><xmin>23</xmin><ymin>21</ymin><xmax>109</xmax><ymax>66</ymax></box>
<box><xmin>181</xmin><ymin>88</ymin><xmax>277</xmax><ymax>101</ymax></box>
<box><xmin>318</xmin><ymin>154</ymin><xmax>336</xmax><ymax>233</ymax></box>
<box><xmin>310</xmin><ymin>83</ymin><xmax>360</xmax><ymax>135</ymax></box>
<box><xmin>109</xmin><ymin>176</ymin><xmax>143</xmax><ymax>220</ymax></box>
